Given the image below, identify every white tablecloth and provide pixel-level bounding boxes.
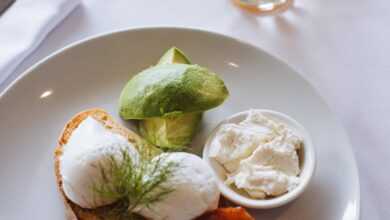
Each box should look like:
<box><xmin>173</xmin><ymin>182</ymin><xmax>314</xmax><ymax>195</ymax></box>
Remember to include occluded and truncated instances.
<box><xmin>1</xmin><ymin>0</ymin><xmax>388</xmax><ymax>218</ymax></box>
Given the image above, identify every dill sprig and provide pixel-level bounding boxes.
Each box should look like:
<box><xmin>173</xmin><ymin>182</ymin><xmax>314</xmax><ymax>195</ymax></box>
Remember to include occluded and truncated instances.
<box><xmin>92</xmin><ymin>149</ymin><xmax>178</xmax><ymax>219</ymax></box>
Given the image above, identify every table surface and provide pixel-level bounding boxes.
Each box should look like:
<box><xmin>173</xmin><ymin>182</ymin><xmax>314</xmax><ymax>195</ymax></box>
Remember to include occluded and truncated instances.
<box><xmin>1</xmin><ymin>0</ymin><xmax>388</xmax><ymax>219</ymax></box>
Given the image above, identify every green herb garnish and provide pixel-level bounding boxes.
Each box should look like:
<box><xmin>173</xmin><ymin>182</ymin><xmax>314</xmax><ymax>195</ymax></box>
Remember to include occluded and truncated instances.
<box><xmin>92</xmin><ymin>149</ymin><xmax>178</xmax><ymax>219</ymax></box>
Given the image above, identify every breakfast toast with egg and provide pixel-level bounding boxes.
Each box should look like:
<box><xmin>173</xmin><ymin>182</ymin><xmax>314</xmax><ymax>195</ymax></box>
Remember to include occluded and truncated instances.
<box><xmin>54</xmin><ymin>108</ymin><xmax>255</xmax><ymax>220</ymax></box>
<box><xmin>54</xmin><ymin>108</ymin><xmax>154</xmax><ymax>220</ymax></box>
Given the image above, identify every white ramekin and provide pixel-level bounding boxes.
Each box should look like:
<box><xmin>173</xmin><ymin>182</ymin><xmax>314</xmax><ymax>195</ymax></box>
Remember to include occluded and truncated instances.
<box><xmin>203</xmin><ymin>109</ymin><xmax>316</xmax><ymax>209</ymax></box>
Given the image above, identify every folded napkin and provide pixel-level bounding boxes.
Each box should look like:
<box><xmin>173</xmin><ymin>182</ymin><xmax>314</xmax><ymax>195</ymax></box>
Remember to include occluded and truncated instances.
<box><xmin>0</xmin><ymin>0</ymin><xmax>81</xmax><ymax>84</ymax></box>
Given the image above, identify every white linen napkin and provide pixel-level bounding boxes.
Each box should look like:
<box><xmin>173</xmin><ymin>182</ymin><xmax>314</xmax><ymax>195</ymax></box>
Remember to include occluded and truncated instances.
<box><xmin>0</xmin><ymin>0</ymin><xmax>81</xmax><ymax>84</ymax></box>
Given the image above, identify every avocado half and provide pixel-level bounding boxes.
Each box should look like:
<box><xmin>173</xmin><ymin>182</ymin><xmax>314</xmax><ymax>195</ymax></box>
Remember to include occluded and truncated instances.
<box><xmin>119</xmin><ymin>64</ymin><xmax>228</xmax><ymax>119</ymax></box>
<box><xmin>119</xmin><ymin>47</ymin><xmax>229</xmax><ymax>149</ymax></box>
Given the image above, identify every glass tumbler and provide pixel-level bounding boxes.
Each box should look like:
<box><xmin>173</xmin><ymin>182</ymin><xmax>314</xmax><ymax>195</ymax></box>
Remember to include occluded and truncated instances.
<box><xmin>233</xmin><ymin>0</ymin><xmax>293</xmax><ymax>14</ymax></box>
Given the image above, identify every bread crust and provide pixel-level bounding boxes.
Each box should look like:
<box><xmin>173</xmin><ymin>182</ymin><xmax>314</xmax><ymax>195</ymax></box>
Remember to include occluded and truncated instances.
<box><xmin>54</xmin><ymin>108</ymin><xmax>145</xmax><ymax>220</ymax></box>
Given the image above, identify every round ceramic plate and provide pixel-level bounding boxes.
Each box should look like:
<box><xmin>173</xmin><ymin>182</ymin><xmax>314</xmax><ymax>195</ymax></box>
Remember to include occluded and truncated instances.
<box><xmin>0</xmin><ymin>27</ymin><xmax>359</xmax><ymax>220</ymax></box>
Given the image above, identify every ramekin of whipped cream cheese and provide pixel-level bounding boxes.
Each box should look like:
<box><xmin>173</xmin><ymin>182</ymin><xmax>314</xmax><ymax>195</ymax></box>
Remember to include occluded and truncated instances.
<box><xmin>203</xmin><ymin>109</ymin><xmax>316</xmax><ymax>209</ymax></box>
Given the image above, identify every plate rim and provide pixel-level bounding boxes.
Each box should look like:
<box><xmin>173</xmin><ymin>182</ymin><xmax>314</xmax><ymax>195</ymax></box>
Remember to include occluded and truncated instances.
<box><xmin>0</xmin><ymin>26</ymin><xmax>360</xmax><ymax>219</ymax></box>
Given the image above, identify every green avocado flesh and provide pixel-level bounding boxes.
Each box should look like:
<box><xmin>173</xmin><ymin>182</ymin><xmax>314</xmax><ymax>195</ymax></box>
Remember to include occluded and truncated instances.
<box><xmin>119</xmin><ymin>64</ymin><xmax>228</xmax><ymax>119</ymax></box>
<box><xmin>119</xmin><ymin>47</ymin><xmax>228</xmax><ymax>149</ymax></box>
<box><xmin>139</xmin><ymin>112</ymin><xmax>202</xmax><ymax>150</ymax></box>
<box><xmin>157</xmin><ymin>47</ymin><xmax>191</xmax><ymax>65</ymax></box>
<box><xmin>139</xmin><ymin>47</ymin><xmax>203</xmax><ymax>149</ymax></box>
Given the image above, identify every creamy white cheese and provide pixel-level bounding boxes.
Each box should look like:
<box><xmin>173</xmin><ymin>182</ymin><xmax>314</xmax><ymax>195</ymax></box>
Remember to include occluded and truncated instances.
<box><xmin>135</xmin><ymin>152</ymin><xmax>220</xmax><ymax>220</ymax></box>
<box><xmin>60</xmin><ymin>117</ymin><xmax>139</xmax><ymax>208</ymax></box>
<box><xmin>209</xmin><ymin>110</ymin><xmax>302</xmax><ymax>199</ymax></box>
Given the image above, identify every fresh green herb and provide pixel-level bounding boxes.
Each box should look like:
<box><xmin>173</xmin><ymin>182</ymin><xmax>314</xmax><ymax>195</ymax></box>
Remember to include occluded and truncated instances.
<box><xmin>92</xmin><ymin>150</ymin><xmax>178</xmax><ymax>219</ymax></box>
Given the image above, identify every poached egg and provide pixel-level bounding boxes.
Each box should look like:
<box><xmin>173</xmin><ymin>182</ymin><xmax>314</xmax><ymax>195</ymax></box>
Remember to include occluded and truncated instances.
<box><xmin>135</xmin><ymin>152</ymin><xmax>220</xmax><ymax>220</ymax></box>
<box><xmin>60</xmin><ymin>117</ymin><xmax>139</xmax><ymax>208</ymax></box>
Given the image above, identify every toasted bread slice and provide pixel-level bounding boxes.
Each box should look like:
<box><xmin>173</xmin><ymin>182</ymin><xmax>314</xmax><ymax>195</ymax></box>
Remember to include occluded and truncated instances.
<box><xmin>54</xmin><ymin>108</ymin><xmax>156</xmax><ymax>220</ymax></box>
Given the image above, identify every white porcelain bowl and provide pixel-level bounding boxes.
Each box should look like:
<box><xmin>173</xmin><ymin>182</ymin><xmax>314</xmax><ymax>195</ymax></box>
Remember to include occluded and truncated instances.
<box><xmin>203</xmin><ymin>109</ymin><xmax>316</xmax><ymax>209</ymax></box>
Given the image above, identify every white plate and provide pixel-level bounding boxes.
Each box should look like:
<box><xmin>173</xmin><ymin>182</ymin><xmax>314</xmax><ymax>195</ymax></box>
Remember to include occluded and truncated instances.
<box><xmin>0</xmin><ymin>27</ymin><xmax>359</xmax><ymax>220</ymax></box>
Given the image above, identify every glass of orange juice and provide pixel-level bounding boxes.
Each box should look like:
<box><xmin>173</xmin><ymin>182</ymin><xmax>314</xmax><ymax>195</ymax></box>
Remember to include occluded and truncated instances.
<box><xmin>233</xmin><ymin>0</ymin><xmax>293</xmax><ymax>14</ymax></box>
